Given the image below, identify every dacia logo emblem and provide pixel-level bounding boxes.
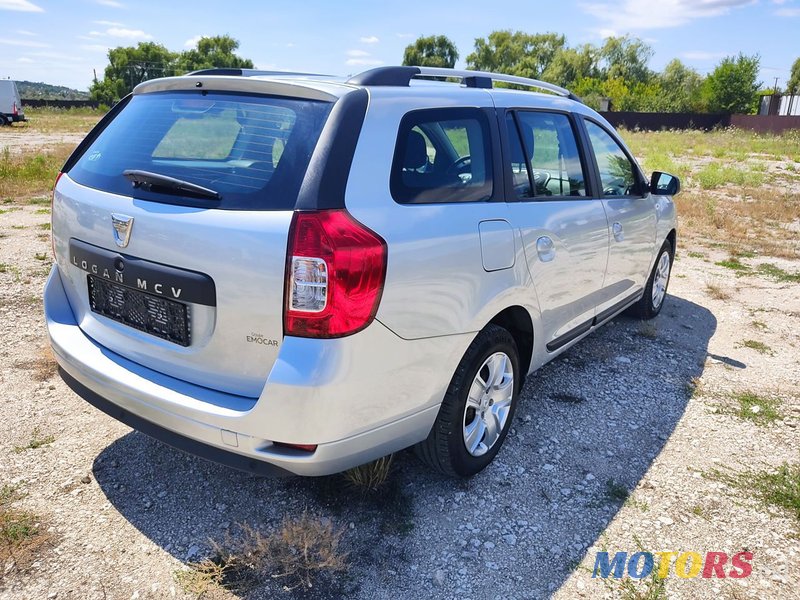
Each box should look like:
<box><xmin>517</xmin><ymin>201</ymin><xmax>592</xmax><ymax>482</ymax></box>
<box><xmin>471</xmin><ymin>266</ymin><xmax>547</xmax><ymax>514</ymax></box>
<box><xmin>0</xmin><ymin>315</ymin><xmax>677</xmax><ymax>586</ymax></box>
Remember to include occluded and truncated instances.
<box><xmin>111</xmin><ymin>213</ymin><xmax>134</xmax><ymax>248</ymax></box>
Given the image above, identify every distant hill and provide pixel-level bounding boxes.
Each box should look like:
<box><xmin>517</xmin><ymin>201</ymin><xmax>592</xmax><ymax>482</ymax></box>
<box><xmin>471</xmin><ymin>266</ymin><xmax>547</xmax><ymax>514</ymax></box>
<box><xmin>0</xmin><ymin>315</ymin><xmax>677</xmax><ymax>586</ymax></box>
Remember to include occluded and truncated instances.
<box><xmin>15</xmin><ymin>80</ymin><xmax>90</xmax><ymax>100</ymax></box>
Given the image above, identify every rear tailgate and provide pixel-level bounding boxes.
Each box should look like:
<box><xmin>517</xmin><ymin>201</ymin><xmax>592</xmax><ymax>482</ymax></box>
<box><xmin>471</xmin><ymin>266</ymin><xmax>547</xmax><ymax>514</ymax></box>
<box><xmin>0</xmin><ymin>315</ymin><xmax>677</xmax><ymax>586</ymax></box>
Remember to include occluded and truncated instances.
<box><xmin>53</xmin><ymin>84</ymin><xmax>336</xmax><ymax>398</ymax></box>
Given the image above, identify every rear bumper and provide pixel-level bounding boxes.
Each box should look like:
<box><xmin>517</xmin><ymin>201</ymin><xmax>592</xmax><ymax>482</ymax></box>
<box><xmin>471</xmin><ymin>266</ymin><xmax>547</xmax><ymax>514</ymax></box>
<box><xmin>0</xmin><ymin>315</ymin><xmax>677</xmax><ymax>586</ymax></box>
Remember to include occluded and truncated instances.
<box><xmin>45</xmin><ymin>265</ymin><xmax>467</xmax><ymax>476</ymax></box>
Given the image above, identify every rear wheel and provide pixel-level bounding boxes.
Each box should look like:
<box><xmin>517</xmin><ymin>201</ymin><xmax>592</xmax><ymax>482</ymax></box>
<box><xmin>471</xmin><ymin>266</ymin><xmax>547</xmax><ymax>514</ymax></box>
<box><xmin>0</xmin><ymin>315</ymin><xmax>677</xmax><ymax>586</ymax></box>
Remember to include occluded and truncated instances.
<box><xmin>633</xmin><ymin>240</ymin><xmax>673</xmax><ymax>319</ymax></box>
<box><xmin>415</xmin><ymin>324</ymin><xmax>520</xmax><ymax>477</ymax></box>
<box><xmin>0</xmin><ymin>116</ymin><xmax>9</xmax><ymax>127</ymax></box>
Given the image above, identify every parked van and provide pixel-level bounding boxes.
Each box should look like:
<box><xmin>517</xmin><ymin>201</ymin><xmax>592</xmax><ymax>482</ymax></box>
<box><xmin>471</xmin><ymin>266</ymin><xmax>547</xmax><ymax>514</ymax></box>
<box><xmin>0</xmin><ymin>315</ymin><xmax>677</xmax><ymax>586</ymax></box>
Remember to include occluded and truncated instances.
<box><xmin>0</xmin><ymin>80</ymin><xmax>26</xmax><ymax>125</ymax></box>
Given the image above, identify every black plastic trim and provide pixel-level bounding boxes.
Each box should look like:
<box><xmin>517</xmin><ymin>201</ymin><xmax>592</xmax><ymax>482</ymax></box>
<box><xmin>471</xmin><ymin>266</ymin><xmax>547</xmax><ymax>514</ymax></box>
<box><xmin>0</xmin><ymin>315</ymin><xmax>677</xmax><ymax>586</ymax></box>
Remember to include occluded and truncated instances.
<box><xmin>546</xmin><ymin>318</ymin><xmax>593</xmax><ymax>352</ymax></box>
<box><xmin>59</xmin><ymin>367</ymin><xmax>293</xmax><ymax>477</ymax></box>
<box><xmin>346</xmin><ymin>66</ymin><xmax>421</xmax><ymax>86</ymax></box>
<box><xmin>187</xmin><ymin>68</ymin><xmax>330</xmax><ymax>78</ymax></box>
<box><xmin>295</xmin><ymin>88</ymin><xmax>370</xmax><ymax>210</ymax></box>
<box><xmin>595</xmin><ymin>290</ymin><xmax>642</xmax><ymax>324</ymax></box>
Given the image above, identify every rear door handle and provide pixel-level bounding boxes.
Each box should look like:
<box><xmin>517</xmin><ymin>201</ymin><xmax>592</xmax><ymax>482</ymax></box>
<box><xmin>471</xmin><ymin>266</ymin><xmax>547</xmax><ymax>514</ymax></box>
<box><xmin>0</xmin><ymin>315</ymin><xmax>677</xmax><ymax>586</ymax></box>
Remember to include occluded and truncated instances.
<box><xmin>612</xmin><ymin>222</ymin><xmax>624</xmax><ymax>242</ymax></box>
<box><xmin>536</xmin><ymin>236</ymin><xmax>555</xmax><ymax>262</ymax></box>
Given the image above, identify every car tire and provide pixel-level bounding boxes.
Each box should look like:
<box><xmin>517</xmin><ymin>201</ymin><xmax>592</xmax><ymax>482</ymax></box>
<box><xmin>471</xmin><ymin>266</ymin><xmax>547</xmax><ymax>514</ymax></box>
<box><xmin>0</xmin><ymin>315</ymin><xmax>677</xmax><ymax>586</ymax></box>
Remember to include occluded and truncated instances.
<box><xmin>415</xmin><ymin>324</ymin><xmax>520</xmax><ymax>477</ymax></box>
<box><xmin>633</xmin><ymin>240</ymin><xmax>673</xmax><ymax>320</ymax></box>
<box><xmin>0</xmin><ymin>116</ymin><xmax>9</xmax><ymax>127</ymax></box>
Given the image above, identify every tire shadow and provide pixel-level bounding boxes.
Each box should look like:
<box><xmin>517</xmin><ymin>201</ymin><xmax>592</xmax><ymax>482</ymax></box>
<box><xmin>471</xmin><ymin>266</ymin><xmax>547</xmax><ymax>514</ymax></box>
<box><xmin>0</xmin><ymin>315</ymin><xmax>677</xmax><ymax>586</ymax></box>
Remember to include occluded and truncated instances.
<box><xmin>92</xmin><ymin>294</ymin><xmax>717</xmax><ymax>599</ymax></box>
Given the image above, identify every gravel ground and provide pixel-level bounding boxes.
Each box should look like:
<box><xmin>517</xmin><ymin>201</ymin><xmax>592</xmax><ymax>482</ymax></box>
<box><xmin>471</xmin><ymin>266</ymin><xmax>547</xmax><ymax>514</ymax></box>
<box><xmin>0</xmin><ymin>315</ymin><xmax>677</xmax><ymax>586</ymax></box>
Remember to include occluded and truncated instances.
<box><xmin>1</xmin><ymin>193</ymin><xmax>799</xmax><ymax>598</ymax></box>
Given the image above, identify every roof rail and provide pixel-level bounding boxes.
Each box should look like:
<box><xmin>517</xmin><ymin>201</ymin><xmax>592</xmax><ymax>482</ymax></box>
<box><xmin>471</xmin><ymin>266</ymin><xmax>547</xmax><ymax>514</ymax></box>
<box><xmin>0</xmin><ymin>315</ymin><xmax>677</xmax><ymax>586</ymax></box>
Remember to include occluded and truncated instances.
<box><xmin>346</xmin><ymin>66</ymin><xmax>581</xmax><ymax>102</ymax></box>
<box><xmin>187</xmin><ymin>68</ymin><xmax>330</xmax><ymax>78</ymax></box>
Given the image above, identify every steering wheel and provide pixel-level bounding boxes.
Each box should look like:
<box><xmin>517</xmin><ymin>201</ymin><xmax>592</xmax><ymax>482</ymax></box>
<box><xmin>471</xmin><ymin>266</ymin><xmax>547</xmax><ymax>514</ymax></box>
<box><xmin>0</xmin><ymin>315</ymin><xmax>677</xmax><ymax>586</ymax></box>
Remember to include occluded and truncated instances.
<box><xmin>445</xmin><ymin>155</ymin><xmax>472</xmax><ymax>180</ymax></box>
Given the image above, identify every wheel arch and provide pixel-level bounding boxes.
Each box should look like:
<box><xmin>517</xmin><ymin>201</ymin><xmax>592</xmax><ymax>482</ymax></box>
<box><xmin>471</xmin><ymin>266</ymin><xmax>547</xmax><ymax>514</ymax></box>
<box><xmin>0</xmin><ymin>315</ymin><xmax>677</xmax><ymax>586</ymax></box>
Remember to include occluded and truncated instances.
<box><xmin>488</xmin><ymin>305</ymin><xmax>534</xmax><ymax>381</ymax></box>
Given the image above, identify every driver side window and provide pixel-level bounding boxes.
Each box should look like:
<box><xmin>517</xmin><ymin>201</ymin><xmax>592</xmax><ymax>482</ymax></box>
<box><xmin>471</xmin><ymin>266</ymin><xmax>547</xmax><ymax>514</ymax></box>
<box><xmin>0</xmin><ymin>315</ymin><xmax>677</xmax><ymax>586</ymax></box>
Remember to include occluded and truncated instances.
<box><xmin>585</xmin><ymin>121</ymin><xmax>640</xmax><ymax>197</ymax></box>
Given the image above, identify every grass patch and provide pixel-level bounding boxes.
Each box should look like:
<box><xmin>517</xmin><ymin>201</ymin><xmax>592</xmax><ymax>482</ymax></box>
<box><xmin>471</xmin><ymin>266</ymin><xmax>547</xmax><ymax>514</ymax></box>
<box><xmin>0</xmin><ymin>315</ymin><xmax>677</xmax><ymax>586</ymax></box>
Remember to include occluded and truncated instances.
<box><xmin>741</xmin><ymin>339</ymin><xmax>774</xmax><ymax>355</ymax></box>
<box><xmin>0</xmin><ymin>484</ymin><xmax>50</xmax><ymax>575</ymax></box>
<box><xmin>34</xmin><ymin>252</ymin><xmax>48</xmax><ymax>261</ymax></box>
<box><xmin>715</xmin><ymin>257</ymin><xmax>750</xmax><ymax>272</ymax></box>
<box><xmin>705</xmin><ymin>282</ymin><xmax>730</xmax><ymax>300</ymax></box>
<box><xmin>0</xmin><ymin>263</ymin><xmax>8</xmax><ymax>273</ymax></box>
<box><xmin>751</xmin><ymin>320</ymin><xmax>768</xmax><ymax>330</ymax></box>
<box><xmin>38</xmin><ymin>222</ymin><xmax>51</xmax><ymax>230</ymax></box>
<box><xmin>180</xmin><ymin>513</ymin><xmax>348</xmax><ymax>594</ymax></box>
<box><xmin>708</xmin><ymin>463</ymin><xmax>800</xmax><ymax>522</ymax></box>
<box><xmin>13</xmin><ymin>427</ymin><xmax>55</xmax><ymax>453</ymax></box>
<box><xmin>757</xmin><ymin>263</ymin><xmax>800</xmax><ymax>283</ymax></box>
<box><xmin>696</xmin><ymin>163</ymin><xmax>765</xmax><ymax>189</ymax></box>
<box><xmin>687</xmin><ymin>251</ymin><xmax>706</xmax><ymax>259</ymax></box>
<box><xmin>716</xmin><ymin>392</ymin><xmax>783</xmax><ymax>425</ymax></box>
<box><xmin>0</xmin><ymin>146</ymin><xmax>72</xmax><ymax>202</ymax></box>
<box><xmin>342</xmin><ymin>455</ymin><xmax>393</xmax><ymax>493</ymax></box>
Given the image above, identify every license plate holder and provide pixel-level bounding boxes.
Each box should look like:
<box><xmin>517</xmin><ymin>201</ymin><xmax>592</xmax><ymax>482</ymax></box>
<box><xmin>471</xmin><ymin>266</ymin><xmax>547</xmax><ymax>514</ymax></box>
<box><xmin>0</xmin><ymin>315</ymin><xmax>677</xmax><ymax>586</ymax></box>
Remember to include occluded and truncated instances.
<box><xmin>87</xmin><ymin>275</ymin><xmax>191</xmax><ymax>346</ymax></box>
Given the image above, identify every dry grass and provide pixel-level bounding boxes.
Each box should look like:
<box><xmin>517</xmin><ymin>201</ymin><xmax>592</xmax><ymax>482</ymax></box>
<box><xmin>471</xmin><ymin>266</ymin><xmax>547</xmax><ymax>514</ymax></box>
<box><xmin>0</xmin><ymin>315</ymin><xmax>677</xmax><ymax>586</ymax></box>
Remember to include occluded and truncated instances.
<box><xmin>14</xmin><ymin>346</ymin><xmax>59</xmax><ymax>382</ymax></box>
<box><xmin>18</xmin><ymin>107</ymin><xmax>104</xmax><ymax>135</ymax></box>
<box><xmin>0</xmin><ymin>144</ymin><xmax>74</xmax><ymax>201</ymax></box>
<box><xmin>705</xmin><ymin>282</ymin><xmax>730</xmax><ymax>300</ymax></box>
<box><xmin>0</xmin><ymin>484</ymin><xmax>51</xmax><ymax>579</ymax></box>
<box><xmin>343</xmin><ymin>455</ymin><xmax>394</xmax><ymax>493</ymax></box>
<box><xmin>179</xmin><ymin>512</ymin><xmax>348</xmax><ymax>595</ymax></box>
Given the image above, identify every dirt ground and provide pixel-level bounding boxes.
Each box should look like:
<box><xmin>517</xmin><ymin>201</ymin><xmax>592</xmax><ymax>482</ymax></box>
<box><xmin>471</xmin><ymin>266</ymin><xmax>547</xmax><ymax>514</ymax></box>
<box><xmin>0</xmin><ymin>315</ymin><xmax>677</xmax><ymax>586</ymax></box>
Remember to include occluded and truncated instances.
<box><xmin>1</xmin><ymin>126</ymin><xmax>798</xmax><ymax>599</ymax></box>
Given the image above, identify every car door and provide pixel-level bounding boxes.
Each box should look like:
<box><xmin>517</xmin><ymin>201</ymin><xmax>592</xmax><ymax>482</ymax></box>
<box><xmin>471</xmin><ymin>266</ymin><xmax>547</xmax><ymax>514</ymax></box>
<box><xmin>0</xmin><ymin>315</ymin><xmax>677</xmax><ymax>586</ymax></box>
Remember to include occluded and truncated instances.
<box><xmin>582</xmin><ymin>119</ymin><xmax>658</xmax><ymax>317</ymax></box>
<box><xmin>504</xmin><ymin>110</ymin><xmax>609</xmax><ymax>351</ymax></box>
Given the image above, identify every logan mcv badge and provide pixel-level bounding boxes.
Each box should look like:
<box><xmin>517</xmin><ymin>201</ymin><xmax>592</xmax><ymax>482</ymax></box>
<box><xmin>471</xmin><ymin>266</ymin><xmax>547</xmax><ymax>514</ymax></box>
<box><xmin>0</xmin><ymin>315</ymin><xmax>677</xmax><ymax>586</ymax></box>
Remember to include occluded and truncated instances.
<box><xmin>111</xmin><ymin>213</ymin><xmax>134</xmax><ymax>248</ymax></box>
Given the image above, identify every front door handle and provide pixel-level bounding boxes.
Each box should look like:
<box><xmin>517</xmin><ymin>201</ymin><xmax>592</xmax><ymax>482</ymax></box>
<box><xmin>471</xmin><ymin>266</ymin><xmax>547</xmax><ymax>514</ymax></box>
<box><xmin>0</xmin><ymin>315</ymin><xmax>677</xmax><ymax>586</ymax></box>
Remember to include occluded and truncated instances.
<box><xmin>536</xmin><ymin>236</ymin><xmax>555</xmax><ymax>262</ymax></box>
<box><xmin>612</xmin><ymin>222</ymin><xmax>624</xmax><ymax>242</ymax></box>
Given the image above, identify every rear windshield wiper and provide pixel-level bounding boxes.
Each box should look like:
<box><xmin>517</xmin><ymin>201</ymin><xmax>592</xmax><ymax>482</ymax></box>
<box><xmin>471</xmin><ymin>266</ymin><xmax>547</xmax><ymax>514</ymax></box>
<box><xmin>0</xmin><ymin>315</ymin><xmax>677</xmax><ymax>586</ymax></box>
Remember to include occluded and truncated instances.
<box><xmin>123</xmin><ymin>169</ymin><xmax>221</xmax><ymax>200</ymax></box>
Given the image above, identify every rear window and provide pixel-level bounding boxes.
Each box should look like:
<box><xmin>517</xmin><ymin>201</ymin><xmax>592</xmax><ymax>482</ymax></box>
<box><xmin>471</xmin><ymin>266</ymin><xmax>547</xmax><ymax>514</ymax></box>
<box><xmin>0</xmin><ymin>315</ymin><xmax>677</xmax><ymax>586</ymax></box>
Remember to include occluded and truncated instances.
<box><xmin>67</xmin><ymin>91</ymin><xmax>332</xmax><ymax>210</ymax></box>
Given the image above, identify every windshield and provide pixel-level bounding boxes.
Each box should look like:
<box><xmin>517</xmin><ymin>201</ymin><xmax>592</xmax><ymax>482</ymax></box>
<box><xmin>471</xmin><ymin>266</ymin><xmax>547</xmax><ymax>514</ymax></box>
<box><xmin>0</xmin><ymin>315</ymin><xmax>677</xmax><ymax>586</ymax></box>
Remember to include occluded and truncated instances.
<box><xmin>67</xmin><ymin>91</ymin><xmax>332</xmax><ymax>210</ymax></box>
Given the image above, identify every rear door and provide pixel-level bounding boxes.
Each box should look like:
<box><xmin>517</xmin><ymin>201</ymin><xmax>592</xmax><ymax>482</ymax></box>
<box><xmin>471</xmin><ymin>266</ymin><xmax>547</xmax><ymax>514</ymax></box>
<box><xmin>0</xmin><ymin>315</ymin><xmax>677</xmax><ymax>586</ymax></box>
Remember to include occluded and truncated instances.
<box><xmin>504</xmin><ymin>110</ymin><xmax>609</xmax><ymax>351</ymax></box>
<box><xmin>54</xmin><ymin>87</ymin><xmax>334</xmax><ymax>397</ymax></box>
<box><xmin>581</xmin><ymin>118</ymin><xmax>657</xmax><ymax>316</ymax></box>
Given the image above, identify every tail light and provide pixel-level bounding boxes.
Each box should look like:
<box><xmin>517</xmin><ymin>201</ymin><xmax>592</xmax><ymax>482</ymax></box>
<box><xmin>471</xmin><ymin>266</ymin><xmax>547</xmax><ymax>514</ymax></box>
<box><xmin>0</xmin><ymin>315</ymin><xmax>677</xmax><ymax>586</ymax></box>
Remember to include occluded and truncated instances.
<box><xmin>12</xmin><ymin>102</ymin><xmax>18</xmax><ymax>116</ymax></box>
<box><xmin>284</xmin><ymin>210</ymin><xmax>386</xmax><ymax>338</ymax></box>
<box><xmin>51</xmin><ymin>172</ymin><xmax>63</xmax><ymax>255</ymax></box>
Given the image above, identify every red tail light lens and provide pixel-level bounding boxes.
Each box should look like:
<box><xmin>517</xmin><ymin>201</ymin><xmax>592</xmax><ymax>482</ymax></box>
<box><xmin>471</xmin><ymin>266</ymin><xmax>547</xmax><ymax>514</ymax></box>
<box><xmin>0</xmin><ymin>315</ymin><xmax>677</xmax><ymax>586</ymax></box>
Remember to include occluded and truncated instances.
<box><xmin>12</xmin><ymin>102</ymin><xmax>18</xmax><ymax>116</ymax></box>
<box><xmin>284</xmin><ymin>210</ymin><xmax>387</xmax><ymax>338</ymax></box>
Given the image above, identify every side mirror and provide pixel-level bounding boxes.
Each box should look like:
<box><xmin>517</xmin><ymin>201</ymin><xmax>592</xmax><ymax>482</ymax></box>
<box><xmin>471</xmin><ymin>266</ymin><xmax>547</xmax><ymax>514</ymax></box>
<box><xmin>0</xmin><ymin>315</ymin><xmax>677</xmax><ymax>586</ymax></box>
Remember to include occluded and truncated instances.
<box><xmin>650</xmin><ymin>171</ymin><xmax>681</xmax><ymax>196</ymax></box>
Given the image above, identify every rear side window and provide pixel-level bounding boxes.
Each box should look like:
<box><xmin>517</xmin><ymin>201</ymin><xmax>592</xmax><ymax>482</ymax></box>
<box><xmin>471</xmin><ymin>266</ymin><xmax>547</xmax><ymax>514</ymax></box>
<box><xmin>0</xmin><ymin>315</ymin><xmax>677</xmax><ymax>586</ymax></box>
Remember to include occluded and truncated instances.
<box><xmin>67</xmin><ymin>92</ymin><xmax>332</xmax><ymax>210</ymax></box>
<box><xmin>391</xmin><ymin>108</ymin><xmax>493</xmax><ymax>204</ymax></box>
<box><xmin>508</xmin><ymin>111</ymin><xmax>587</xmax><ymax>199</ymax></box>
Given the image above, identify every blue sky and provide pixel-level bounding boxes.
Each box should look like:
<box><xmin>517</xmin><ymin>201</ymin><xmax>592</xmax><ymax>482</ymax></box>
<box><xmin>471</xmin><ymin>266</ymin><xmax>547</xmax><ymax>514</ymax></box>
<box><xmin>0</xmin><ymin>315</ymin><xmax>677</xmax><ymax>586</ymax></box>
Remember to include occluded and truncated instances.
<box><xmin>2</xmin><ymin>0</ymin><xmax>798</xmax><ymax>91</ymax></box>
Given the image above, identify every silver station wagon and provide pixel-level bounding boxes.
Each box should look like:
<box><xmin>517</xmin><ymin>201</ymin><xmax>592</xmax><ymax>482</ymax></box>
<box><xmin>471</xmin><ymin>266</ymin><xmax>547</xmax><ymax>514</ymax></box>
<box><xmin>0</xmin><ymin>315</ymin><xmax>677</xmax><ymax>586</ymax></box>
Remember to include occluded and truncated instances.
<box><xmin>45</xmin><ymin>66</ymin><xmax>679</xmax><ymax>477</ymax></box>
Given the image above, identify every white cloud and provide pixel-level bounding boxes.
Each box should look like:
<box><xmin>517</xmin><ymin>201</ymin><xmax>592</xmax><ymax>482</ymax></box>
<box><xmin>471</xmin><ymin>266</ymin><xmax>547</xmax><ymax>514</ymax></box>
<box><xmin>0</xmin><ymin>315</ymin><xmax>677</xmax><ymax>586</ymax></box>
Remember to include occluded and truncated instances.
<box><xmin>0</xmin><ymin>0</ymin><xmax>43</xmax><ymax>12</ymax></box>
<box><xmin>80</xmin><ymin>44</ymin><xmax>110</xmax><ymax>52</ymax></box>
<box><xmin>88</xmin><ymin>27</ymin><xmax>152</xmax><ymax>40</ymax></box>
<box><xmin>16</xmin><ymin>29</ymin><xmax>36</xmax><ymax>36</ymax></box>
<box><xmin>0</xmin><ymin>37</ymin><xmax>49</xmax><ymax>47</ymax></box>
<box><xmin>360</xmin><ymin>35</ymin><xmax>379</xmax><ymax>44</ymax></box>
<box><xmin>17</xmin><ymin>56</ymin><xmax>34</xmax><ymax>63</ymax></box>
<box><xmin>346</xmin><ymin>57</ymin><xmax>383</xmax><ymax>66</ymax></box>
<box><xmin>184</xmin><ymin>34</ymin><xmax>205</xmax><ymax>48</ymax></box>
<box><xmin>581</xmin><ymin>0</ymin><xmax>753</xmax><ymax>31</ymax></box>
<box><xmin>95</xmin><ymin>0</ymin><xmax>125</xmax><ymax>7</ymax></box>
<box><xmin>346</xmin><ymin>49</ymin><xmax>370</xmax><ymax>57</ymax></box>
<box><xmin>93</xmin><ymin>20</ymin><xmax>124</xmax><ymax>26</ymax></box>
<box><xmin>775</xmin><ymin>6</ymin><xmax>800</xmax><ymax>14</ymax></box>
<box><xmin>682</xmin><ymin>51</ymin><xmax>727</xmax><ymax>61</ymax></box>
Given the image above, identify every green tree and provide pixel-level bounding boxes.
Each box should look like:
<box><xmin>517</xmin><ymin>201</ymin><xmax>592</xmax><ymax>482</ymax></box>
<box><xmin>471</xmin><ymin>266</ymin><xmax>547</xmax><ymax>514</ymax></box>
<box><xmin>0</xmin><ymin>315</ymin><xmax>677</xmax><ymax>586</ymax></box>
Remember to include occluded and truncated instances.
<box><xmin>787</xmin><ymin>57</ymin><xmax>800</xmax><ymax>94</ymax></box>
<box><xmin>542</xmin><ymin>44</ymin><xmax>600</xmax><ymax>88</ymax></box>
<box><xmin>466</xmin><ymin>31</ymin><xmax>566</xmax><ymax>79</ymax></box>
<box><xmin>703</xmin><ymin>53</ymin><xmax>761</xmax><ymax>114</ymax></box>
<box><xmin>600</xmin><ymin>35</ymin><xmax>654</xmax><ymax>84</ymax></box>
<box><xmin>402</xmin><ymin>35</ymin><xmax>459</xmax><ymax>68</ymax></box>
<box><xmin>647</xmin><ymin>59</ymin><xmax>705</xmax><ymax>112</ymax></box>
<box><xmin>177</xmin><ymin>35</ymin><xmax>254</xmax><ymax>72</ymax></box>
<box><xmin>89</xmin><ymin>42</ymin><xmax>177</xmax><ymax>103</ymax></box>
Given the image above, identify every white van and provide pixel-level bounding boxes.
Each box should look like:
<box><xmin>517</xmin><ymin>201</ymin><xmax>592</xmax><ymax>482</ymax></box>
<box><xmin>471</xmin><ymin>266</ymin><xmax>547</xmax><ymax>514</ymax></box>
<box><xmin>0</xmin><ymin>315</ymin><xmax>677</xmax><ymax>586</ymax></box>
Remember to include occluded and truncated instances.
<box><xmin>0</xmin><ymin>80</ymin><xmax>26</xmax><ymax>125</ymax></box>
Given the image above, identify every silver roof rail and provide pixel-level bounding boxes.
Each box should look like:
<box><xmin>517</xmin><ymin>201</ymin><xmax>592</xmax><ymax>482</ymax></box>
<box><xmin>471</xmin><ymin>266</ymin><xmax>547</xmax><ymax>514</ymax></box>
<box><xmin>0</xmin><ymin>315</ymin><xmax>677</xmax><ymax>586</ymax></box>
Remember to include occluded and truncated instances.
<box><xmin>346</xmin><ymin>66</ymin><xmax>581</xmax><ymax>102</ymax></box>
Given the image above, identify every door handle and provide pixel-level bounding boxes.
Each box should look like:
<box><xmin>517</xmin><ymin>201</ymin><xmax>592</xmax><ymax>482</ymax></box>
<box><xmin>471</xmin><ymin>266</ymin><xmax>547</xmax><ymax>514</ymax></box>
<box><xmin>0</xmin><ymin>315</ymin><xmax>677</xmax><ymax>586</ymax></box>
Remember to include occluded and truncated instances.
<box><xmin>612</xmin><ymin>222</ymin><xmax>624</xmax><ymax>242</ymax></box>
<box><xmin>536</xmin><ymin>236</ymin><xmax>555</xmax><ymax>262</ymax></box>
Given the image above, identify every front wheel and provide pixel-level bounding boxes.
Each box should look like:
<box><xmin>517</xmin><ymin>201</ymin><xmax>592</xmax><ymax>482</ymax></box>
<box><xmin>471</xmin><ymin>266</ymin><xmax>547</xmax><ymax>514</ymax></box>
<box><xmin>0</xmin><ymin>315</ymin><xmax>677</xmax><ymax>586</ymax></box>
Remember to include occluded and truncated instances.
<box><xmin>633</xmin><ymin>240</ymin><xmax>673</xmax><ymax>319</ymax></box>
<box><xmin>415</xmin><ymin>324</ymin><xmax>520</xmax><ymax>477</ymax></box>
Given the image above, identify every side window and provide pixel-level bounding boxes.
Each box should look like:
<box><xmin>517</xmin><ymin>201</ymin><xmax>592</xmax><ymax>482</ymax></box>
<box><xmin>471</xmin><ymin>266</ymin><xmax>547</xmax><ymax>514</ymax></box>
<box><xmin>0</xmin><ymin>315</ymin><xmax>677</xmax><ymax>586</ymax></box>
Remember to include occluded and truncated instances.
<box><xmin>391</xmin><ymin>108</ymin><xmax>493</xmax><ymax>204</ymax></box>
<box><xmin>510</xmin><ymin>111</ymin><xmax>587</xmax><ymax>199</ymax></box>
<box><xmin>585</xmin><ymin>121</ymin><xmax>640</xmax><ymax>197</ymax></box>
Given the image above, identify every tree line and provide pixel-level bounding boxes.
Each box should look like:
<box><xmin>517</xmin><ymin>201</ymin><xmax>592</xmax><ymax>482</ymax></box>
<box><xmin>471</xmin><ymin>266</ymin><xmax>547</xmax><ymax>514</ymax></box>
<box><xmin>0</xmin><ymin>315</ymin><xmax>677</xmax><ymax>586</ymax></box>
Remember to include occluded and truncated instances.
<box><xmin>91</xmin><ymin>32</ymin><xmax>800</xmax><ymax>115</ymax></box>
